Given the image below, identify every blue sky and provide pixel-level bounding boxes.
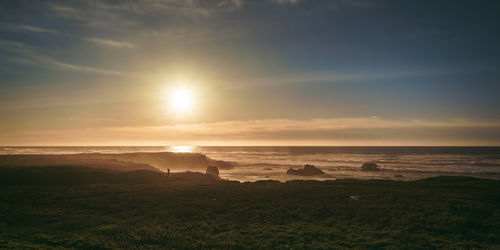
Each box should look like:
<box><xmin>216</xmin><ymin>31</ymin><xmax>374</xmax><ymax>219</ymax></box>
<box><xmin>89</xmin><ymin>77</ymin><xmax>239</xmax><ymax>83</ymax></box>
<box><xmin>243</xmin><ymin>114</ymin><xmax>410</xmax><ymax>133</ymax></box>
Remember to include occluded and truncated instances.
<box><xmin>0</xmin><ymin>0</ymin><xmax>499</xmax><ymax>145</ymax></box>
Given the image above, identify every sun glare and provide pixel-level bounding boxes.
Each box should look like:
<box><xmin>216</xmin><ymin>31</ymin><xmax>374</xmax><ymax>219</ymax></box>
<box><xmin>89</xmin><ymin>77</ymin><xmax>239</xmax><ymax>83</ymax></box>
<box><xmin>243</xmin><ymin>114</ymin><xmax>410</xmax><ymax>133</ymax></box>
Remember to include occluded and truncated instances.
<box><xmin>168</xmin><ymin>146</ymin><xmax>195</xmax><ymax>153</ymax></box>
<box><xmin>170</xmin><ymin>87</ymin><xmax>192</xmax><ymax>112</ymax></box>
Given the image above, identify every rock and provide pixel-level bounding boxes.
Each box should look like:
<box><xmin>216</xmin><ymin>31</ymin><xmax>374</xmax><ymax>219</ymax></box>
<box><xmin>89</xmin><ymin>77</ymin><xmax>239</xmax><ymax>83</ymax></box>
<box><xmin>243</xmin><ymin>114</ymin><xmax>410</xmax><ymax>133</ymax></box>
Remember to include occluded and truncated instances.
<box><xmin>349</xmin><ymin>195</ymin><xmax>360</xmax><ymax>200</ymax></box>
<box><xmin>360</xmin><ymin>163</ymin><xmax>381</xmax><ymax>171</ymax></box>
<box><xmin>206</xmin><ymin>166</ymin><xmax>220</xmax><ymax>178</ymax></box>
<box><xmin>394</xmin><ymin>174</ymin><xmax>404</xmax><ymax>178</ymax></box>
<box><xmin>287</xmin><ymin>164</ymin><xmax>325</xmax><ymax>176</ymax></box>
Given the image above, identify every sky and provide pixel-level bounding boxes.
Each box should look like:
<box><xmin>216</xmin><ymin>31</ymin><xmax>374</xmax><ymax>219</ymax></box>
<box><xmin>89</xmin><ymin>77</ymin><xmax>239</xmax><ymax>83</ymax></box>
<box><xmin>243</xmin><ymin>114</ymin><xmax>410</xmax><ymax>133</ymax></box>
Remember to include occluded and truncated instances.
<box><xmin>0</xmin><ymin>0</ymin><xmax>499</xmax><ymax>146</ymax></box>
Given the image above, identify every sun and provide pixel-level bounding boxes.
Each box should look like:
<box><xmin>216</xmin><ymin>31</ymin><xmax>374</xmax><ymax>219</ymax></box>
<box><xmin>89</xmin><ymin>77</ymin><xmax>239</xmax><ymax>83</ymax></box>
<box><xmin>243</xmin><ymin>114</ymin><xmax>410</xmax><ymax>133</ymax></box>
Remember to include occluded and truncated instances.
<box><xmin>170</xmin><ymin>87</ymin><xmax>192</xmax><ymax>112</ymax></box>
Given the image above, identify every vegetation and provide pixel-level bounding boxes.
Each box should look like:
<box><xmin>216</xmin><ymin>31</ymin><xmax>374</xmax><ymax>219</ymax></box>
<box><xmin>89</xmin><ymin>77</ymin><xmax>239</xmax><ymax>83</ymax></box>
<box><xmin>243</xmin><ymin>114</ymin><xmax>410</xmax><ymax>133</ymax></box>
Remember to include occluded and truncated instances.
<box><xmin>1</xmin><ymin>166</ymin><xmax>499</xmax><ymax>249</ymax></box>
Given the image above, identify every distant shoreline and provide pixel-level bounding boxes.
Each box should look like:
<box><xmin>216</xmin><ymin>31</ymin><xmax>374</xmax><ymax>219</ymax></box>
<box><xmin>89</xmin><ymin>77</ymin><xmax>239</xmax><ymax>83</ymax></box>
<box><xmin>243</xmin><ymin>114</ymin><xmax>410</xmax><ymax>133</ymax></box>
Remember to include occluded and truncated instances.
<box><xmin>2</xmin><ymin>148</ymin><xmax>500</xmax><ymax>182</ymax></box>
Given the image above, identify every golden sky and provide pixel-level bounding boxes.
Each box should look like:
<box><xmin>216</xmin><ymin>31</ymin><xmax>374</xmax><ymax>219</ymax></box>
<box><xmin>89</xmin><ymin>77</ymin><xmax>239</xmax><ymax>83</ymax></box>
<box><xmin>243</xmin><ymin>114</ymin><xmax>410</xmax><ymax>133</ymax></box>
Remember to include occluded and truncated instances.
<box><xmin>1</xmin><ymin>0</ymin><xmax>500</xmax><ymax>146</ymax></box>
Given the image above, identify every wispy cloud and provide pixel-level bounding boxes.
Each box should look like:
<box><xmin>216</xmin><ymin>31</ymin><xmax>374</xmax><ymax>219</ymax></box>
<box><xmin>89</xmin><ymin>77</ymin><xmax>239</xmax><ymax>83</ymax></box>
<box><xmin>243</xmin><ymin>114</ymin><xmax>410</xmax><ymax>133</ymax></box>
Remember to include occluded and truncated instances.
<box><xmin>269</xmin><ymin>0</ymin><xmax>301</xmax><ymax>4</ymax></box>
<box><xmin>1</xmin><ymin>24</ymin><xmax>60</xmax><ymax>34</ymax></box>
<box><xmin>3</xmin><ymin>23</ymin><xmax>136</xmax><ymax>49</ymax></box>
<box><xmin>10</xmin><ymin>117</ymin><xmax>500</xmax><ymax>146</ymax></box>
<box><xmin>232</xmin><ymin>67</ymin><xmax>450</xmax><ymax>89</ymax></box>
<box><xmin>85</xmin><ymin>37</ymin><xmax>136</xmax><ymax>48</ymax></box>
<box><xmin>105</xmin><ymin>118</ymin><xmax>500</xmax><ymax>136</ymax></box>
<box><xmin>49</xmin><ymin>0</ymin><xmax>245</xmax><ymax>25</ymax></box>
<box><xmin>48</xmin><ymin>0</ymin><xmax>359</xmax><ymax>26</ymax></box>
<box><xmin>49</xmin><ymin>3</ymin><xmax>137</xmax><ymax>28</ymax></box>
<box><xmin>44</xmin><ymin>0</ymin><xmax>372</xmax><ymax>35</ymax></box>
<box><xmin>0</xmin><ymin>40</ymin><xmax>131</xmax><ymax>76</ymax></box>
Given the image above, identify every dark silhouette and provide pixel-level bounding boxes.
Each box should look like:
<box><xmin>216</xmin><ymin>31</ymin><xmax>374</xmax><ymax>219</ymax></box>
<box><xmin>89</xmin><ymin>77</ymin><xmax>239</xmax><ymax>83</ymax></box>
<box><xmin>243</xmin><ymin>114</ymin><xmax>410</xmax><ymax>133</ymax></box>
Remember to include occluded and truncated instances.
<box><xmin>163</xmin><ymin>168</ymin><xmax>170</xmax><ymax>185</ymax></box>
<box><xmin>0</xmin><ymin>153</ymin><xmax>234</xmax><ymax>173</ymax></box>
<box><xmin>360</xmin><ymin>163</ymin><xmax>381</xmax><ymax>171</ymax></box>
<box><xmin>205</xmin><ymin>166</ymin><xmax>220</xmax><ymax>179</ymax></box>
<box><xmin>287</xmin><ymin>164</ymin><xmax>324</xmax><ymax>176</ymax></box>
<box><xmin>0</xmin><ymin>156</ymin><xmax>499</xmax><ymax>248</ymax></box>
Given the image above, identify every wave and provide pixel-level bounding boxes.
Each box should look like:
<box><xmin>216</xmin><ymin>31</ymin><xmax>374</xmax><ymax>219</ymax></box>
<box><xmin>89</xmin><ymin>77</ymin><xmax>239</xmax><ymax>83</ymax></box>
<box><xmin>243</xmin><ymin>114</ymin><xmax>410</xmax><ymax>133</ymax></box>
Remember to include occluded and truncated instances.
<box><xmin>2</xmin><ymin>146</ymin><xmax>500</xmax><ymax>181</ymax></box>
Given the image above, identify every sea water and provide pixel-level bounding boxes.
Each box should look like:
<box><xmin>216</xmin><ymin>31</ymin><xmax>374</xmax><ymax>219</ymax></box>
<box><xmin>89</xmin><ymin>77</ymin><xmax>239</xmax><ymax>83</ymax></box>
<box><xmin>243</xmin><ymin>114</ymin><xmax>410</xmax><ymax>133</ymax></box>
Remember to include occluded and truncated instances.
<box><xmin>1</xmin><ymin>146</ymin><xmax>499</xmax><ymax>182</ymax></box>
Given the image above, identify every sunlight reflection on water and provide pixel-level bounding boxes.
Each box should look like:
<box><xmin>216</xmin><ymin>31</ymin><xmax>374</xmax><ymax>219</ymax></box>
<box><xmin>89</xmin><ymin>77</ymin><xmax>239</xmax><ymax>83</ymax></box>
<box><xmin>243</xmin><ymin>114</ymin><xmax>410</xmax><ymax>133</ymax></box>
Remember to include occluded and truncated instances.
<box><xmin>168</xmin><ymin>146</ymin><xmax>196</xmax><ymax>153</ymax></box>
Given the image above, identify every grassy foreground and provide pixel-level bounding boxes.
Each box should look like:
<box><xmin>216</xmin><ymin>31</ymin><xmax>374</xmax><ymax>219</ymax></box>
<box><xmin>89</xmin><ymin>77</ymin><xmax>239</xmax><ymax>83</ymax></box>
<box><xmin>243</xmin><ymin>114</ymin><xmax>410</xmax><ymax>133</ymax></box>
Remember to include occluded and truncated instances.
<box><xmin>0</xmin><ymin>168</ymin><xmax>499</xmax><ymax>249</ymax></box>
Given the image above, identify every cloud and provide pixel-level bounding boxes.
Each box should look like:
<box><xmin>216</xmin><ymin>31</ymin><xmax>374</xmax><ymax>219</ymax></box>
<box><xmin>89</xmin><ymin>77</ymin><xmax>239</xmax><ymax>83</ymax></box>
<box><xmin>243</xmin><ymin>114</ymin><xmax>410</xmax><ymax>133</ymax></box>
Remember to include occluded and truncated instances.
<box><xmin>85</xmin><ymin>37</ymin><xmax>136</xmax><ymax>48</ymax></box>
<box><xmin>1</xmin><ymin>24</ymin><xmax>60</xmax><ymax>34</ymax></box>
<box><xmin>9</xmin><ymin>117</ymin><xmax>500</xmax><ymax>146</ymax></box>
<box><xmin>49</xmin><ymin>3</ymin><xmax>138</xmax><ymax>28</ymax></box>
<box><xmin>49</xmin><ymin>0</ymin><xmax>245</xmax><ymax>24</ymax></box>
<box><xmin>47</xmin><ymin>0</ymin><xmax>357</xmax><ymax>26</ymax></box>
<box><xmin>103</xmin><ymin>118</ymin><xmax>500</xmax><ymax>136</ymax></box>
<box><xmin>44</xmin><ymin>0</ymin><xmax>371</xmax><ymax>33</ymax></box>
<box><xmin>232</xmin><ymin>67</ymin><xmax>450</xmax><ymax>89</ymax></box>
<box><xmin>0</xmin><ymin>40</ymin><xmax>131</xmax><ymax>76</ymax></box>
<box><xmin>269</xmin><ymin>0</ymin><xmax>301</xmax><ymax>4</ymax></box>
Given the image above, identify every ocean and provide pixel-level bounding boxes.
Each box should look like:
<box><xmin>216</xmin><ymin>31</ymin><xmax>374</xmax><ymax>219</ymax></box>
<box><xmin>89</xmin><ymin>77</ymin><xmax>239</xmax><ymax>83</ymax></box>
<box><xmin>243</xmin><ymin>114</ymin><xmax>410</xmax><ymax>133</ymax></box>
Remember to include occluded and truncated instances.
<box><xmin>1</xmin><ymin>146</ymin><xmax>500</xmax><ymax>182</ymax></box>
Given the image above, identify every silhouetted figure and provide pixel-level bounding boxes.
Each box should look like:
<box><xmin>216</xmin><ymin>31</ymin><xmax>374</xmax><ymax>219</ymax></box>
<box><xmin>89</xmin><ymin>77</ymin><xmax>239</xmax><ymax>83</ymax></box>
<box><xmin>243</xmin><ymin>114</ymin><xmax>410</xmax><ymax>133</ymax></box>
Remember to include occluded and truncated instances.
<box><xmin>163</xmin><ymin>168</ymin><xmax>170</xmax><ymax>185</ymax></box>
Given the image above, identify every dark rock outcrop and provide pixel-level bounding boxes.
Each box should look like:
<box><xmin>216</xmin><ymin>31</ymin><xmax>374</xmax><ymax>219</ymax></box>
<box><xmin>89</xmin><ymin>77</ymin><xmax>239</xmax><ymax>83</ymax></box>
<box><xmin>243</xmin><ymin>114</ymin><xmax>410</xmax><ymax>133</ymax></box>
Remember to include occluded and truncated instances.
<box><xmin>0</xmin><ymin>152</ymin><xmax>235</xmax><ymax>173</ymax></box>
<box><xmin>287</xmin><ymin>164</ymin><xmax>325</xmax><ymax>176</ymax></box>
<box><xmin>360</xmin><ymin>163</ymin><xmax>381</xmax><ymax>171</ymax></box>
<box><xmin>0</xmin><ymin>155</ymin><xmax>159</xmax><ymax>172</ymax></box>
<box><xmin>206</xmin><ymin>166</ymin><xmax>220</xmax><ymax>178</ymax></box>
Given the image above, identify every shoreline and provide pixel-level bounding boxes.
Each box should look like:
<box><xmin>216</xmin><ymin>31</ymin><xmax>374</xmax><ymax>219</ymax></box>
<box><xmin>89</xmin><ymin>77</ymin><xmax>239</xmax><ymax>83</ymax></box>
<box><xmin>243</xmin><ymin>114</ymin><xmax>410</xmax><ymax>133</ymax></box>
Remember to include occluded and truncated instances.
<box><xmin>2</xmin><ymin>151</ymin><xmax>500</xmax><ymax>182</ymax></box>
<box><xmin>1</xmin><ymin>154</ymin><xmax>499</xmax><ymax>248</ymax></box>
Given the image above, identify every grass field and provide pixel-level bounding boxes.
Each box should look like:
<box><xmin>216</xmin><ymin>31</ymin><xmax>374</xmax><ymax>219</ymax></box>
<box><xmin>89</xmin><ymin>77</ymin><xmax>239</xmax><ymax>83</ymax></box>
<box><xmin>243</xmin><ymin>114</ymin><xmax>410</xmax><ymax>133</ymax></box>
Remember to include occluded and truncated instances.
<box><xmin>1</xmin><ymin>166</ymin><xmax>499</xmax><ymax>249</ymax></box>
